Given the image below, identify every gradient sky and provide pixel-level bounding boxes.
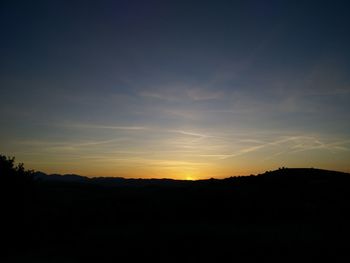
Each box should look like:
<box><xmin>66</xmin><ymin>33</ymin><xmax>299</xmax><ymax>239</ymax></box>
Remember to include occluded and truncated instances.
<box><xmin>1</xmin><ymin>0</ymin><xmax>350</xmax><ymax>179</ymax></box>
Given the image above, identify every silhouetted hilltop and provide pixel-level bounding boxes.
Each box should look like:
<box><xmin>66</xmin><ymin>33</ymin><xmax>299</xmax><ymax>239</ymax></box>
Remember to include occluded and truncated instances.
<box><xmin>260</xmin><ymin>167</ymin><xmax>349</xmax><ymax>178</ymax></box>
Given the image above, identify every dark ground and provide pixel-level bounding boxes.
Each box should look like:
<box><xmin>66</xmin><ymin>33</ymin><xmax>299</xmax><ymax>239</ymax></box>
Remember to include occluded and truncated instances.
<box><xmin>2</xmin><ymin>167</ymin><xmax>350</xmax><ymax>262</ymax></box>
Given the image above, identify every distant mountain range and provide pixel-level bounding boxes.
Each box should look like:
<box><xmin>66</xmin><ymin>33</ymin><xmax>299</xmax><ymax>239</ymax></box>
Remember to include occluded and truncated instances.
<box><xmin>34</xmin><ymin>168</ymin><xmax>350</xmax><ymax>187</ymax></box>
<box><xmin>33</xmin><ymin>171</ymin><xmax>193</xmax><ymax>187</ymax></box>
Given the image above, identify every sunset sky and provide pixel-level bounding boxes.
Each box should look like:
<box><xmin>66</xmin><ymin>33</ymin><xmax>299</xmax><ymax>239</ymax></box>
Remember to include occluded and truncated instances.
<box><xmin>1</xmin><ymin>0</ymin><xmax>350</xmax><ymax>179</ymax></box>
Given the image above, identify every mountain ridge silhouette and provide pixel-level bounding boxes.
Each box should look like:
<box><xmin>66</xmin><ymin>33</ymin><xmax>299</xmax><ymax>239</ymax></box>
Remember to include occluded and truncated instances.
<box><xmin>33</xmin><ymin>167</ymin><xmax>350</xmax><ymax>187</ymax></box>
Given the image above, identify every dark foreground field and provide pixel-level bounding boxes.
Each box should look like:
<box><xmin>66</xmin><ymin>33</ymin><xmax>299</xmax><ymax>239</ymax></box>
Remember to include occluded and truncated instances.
<box><xmin>2</xmin><ymin>165</ymin><xmax>350</xmax><ymax>262</ymax></box>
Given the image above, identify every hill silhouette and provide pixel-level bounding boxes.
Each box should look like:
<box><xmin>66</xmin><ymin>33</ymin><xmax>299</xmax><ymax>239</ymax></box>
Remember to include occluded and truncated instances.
<box><xmin>1</xmin><ymin>155</ymin><xmax>350</xmax><ymax>262</ymax></box>
<box><xmin>34</xmin><ymin>167</ymin><xmax>350</xmax><ymax>186</ymax></box>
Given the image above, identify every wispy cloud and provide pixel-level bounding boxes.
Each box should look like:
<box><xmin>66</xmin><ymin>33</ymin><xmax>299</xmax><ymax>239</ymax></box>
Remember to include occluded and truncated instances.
<box><xmin>186</xmin><ymin>88</ymin><xmax>224</xmax><ymax>101</ymax></box>
<box><xmin>140</xmin><ymin>86</ymin><xmax>225</xmax><ymax>102</ymax></box>
<box><xmin>167</xmin><ymin>129</ymin><xmax>211</xmax><ymax>139</ymax></box>
<box><xmin>61</xmin><ymin>123</ymin><xmax>148</xmax><ymax>131</ymax></box>
<box><xmin>206</xmin><ymin>136</ymin><xmax>350</xmax><ymax>160</ymax></box>
<box><xmin>290</xmin><ymin>139</ymin><xmax>350</xmax><ymax>153</ymax></box>
<box><xmin>16</xmin><ymin>138</ymin><xmax>123</xmax><ymax>151</ymax></box>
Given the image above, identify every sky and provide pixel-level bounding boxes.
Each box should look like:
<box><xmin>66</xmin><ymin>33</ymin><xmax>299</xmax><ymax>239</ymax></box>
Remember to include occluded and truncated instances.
<box><xmin>1</xmin><ymin>0</ymin><xmax>350</xmax><ymax>179</ymax></box>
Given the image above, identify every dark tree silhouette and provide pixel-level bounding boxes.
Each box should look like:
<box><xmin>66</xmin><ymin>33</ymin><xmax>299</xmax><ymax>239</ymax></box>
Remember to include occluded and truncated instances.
<box><xmin>0</xmin><ymin>155</ymin><xmax>36</xmax><ymax>258</ymax></box>
<box><xmin>0</xmin><ymin>154</ymin><xmax>35</xmax><ymax>206</ymax></box>
<box><xmin>0</xmin><ymin>155</ymin><xmax>34</xmax><ymax>185</ymax></box>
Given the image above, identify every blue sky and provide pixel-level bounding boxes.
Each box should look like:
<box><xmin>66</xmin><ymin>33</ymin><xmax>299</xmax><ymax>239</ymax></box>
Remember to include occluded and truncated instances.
<box><xmin>1</xmin><ymin>0</ymin><xmax>350</xmax><ymax>178</ymax></box>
